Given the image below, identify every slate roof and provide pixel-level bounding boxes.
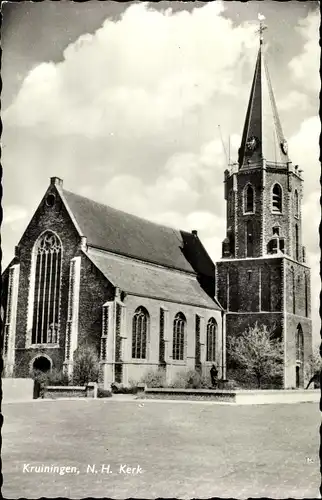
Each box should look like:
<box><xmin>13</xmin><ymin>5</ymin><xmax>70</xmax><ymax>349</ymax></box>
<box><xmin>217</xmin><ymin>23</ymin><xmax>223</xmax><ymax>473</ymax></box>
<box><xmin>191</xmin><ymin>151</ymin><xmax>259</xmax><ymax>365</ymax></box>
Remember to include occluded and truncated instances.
<box><xmin>87</xmin><ymin>248</ymin><xmax>221</xmax><ymax>310</ymax></box>
<box><xmin>62</xmin><ymin>189</ymin><xmax>216</xmax><ymax>277</ymax></box>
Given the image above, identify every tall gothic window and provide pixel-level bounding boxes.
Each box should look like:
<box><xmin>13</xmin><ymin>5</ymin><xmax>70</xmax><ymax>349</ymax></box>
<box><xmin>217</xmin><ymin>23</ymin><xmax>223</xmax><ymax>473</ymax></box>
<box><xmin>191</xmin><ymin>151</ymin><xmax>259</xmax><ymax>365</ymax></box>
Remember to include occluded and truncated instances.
<box><xmin>31</xmin><ymin>232</ymin><xmax>62</xmax><ymax>344</ymax></box>
<box><xmin>295</xmin><ymin>224</ymin><xmax>299</xmax><ymax>261</ymax></box>
<box><xmin>206</xmin><ymin>318</ymin><xmax>217</xmax><ymax>362</ymax></box>
<box><xmin>173</xmin><ymin>312</ymin><xmax>185</xmax><ymax>360</ymax></box>
<box><xmin>296</xmin><ymin>324</ymin><xmax>304</xmax><ymax>363</ymax></box>
<box><xmin>132</xmin><ymin>306</ymin><xmax>149</xmax><ymax>359</ymax></box>
<box><xmin>294</xmin><ymin>190</ymin><xmax>299</xmax><ymax>218</ymax></box>
<box><xmin>272</xmin><ymin>183</ymin><xmax>282</xmax><ymax>213</ymax></box>
<box><xmin>244</xmin><ymin>184</ymin><xmax>254</xmax><ymax>213</ymax></box>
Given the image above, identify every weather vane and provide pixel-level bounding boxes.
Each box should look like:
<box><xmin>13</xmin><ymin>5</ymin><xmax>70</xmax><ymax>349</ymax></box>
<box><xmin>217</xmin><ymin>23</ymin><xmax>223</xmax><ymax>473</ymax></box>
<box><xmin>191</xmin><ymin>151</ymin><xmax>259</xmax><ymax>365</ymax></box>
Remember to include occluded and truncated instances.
<box><xmin>257</xmin><ymin>13</ymin><xmax>267</xmax><ymax>45</ymax></box>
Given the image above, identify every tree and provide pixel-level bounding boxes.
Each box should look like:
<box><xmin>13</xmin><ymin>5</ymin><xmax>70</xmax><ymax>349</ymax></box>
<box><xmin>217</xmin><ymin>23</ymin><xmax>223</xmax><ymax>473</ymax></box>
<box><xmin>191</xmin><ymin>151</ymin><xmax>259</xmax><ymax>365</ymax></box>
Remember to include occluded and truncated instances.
<box><xmin>228</xmin><ymin>323</ymin><xmax>283</xmax><ymax>389</ymax></box>
<box><xmin>306</xmin><ymin>345</ymin><xmax>322</xmax><ymax>374</ymax></box>
<box><xmin>305</xmin><ymin>345</ymin><xmax>321</xmax><ymax>387</ymax></box>
<box><xmin>73</xmin><ymin>345</ymin><xmax>100</xmax><ymax>386</ymax></box>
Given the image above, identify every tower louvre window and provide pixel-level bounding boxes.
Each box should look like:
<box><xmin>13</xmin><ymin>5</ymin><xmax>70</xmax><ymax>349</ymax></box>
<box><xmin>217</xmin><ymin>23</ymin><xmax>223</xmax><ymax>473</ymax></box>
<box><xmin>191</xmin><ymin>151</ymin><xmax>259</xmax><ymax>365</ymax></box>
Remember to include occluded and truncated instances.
<box><xmin>272</xmin><ymin>184</ymin><xmax>282</xmax><ymax>213</ymax></box>
<box><xmin>244</xmin><ymin>184</ymin><xmax>255</xmax><ymax>213</ymax></box>
<box><xmin>31</xmin><ymin>231</ymin><xmax>62</xmax><ymax>345</ymax></box>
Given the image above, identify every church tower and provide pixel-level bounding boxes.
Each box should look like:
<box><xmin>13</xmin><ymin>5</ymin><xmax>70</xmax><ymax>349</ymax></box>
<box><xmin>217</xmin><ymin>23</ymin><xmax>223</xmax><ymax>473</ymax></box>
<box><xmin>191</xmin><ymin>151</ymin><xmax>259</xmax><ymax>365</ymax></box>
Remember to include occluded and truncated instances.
<box><xmin>216</xmin><ymin>22</ymin><xmax>312</xmax><ymax>388</ymax></box>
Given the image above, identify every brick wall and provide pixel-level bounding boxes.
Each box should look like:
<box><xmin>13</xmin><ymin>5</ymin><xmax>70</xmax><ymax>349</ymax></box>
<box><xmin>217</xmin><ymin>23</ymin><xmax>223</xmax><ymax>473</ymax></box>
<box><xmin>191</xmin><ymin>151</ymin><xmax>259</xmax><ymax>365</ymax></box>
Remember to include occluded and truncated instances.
<box><xmin>235</xmin><ymin>169</ymin><xmax>263</xmax><ymax>258</ymax></box>
<box><xmin>224</xmin><ymin>166</ymin><xmax>304</xmax><ymax>264</ymax></box>
<box><xmin>77</xmin><ymin>255</ymin><xmax>114</xmax><ymax>351</ymax></box>
<box><xmin>216</xmin><ymin>257</ymin><xmax>283</xmax><ymax>313</ymax></box>
<box><xmin>13</xmin><ymin>185</ymin><xmax>81</xmax><ymax>375</ymax></box>
<box><xmin>120</xmin><ymin>294</ymin><xmax>223</xmax><ymax>385</ymax></box>
<box><xmin>9</xmin><ymin>184</ymin><xmax>115</xmax><ymax>376</ymax></box>
<box><xmin>284</xmin><ymin>257</ymin><xmax>310</xmax><ymax>318</ymax></box>
<box><xmin>284</xmin><ymin>314</ymin><xmax>312</xmax><ymax>388</ymax></box>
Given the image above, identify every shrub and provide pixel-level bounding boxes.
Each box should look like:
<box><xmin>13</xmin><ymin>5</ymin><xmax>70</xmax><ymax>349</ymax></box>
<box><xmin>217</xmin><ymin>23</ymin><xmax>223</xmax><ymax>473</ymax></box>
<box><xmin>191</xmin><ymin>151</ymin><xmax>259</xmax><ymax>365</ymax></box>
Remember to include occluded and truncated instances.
<box><xmin>32</xmin><ymin>368</ymin><xmax>70</xmax><ymax>387</ymax></box>
<box><xmin>110</xmin><ymin>383</ymin><xmax>138</xmax><ymax>394</ymax></box>
<box><xmin>97</xmin><ymin>388</ymin><xmax>112</xmax><ymax>398</ymax></box>
<box><xmin>221</xmin><ymin>379</ymin><xmax>239</xmax><ymax>390</ymax></box>
<box><xmin>140</xmin><ymin>368</ymin><xmax>166</xmax><ymax>388</ymax></box>
<box><xmin>73</xmin><ymin>345</ymin><xmax>100</xmax><ymax>386</ymax></box>
<box><xmin>169</xmin><ymin>369</ymin><xmax>212</xmax><ymax>389</ymax></box>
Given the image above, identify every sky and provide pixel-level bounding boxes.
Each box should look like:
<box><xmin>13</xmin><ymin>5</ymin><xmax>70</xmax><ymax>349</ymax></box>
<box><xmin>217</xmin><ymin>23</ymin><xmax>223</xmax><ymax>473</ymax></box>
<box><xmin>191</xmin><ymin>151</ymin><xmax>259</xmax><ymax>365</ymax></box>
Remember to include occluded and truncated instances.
<box><xmin>2</xmin><ymin>1</ymin><xmax>320</xmax><ymax>342</ymax></box>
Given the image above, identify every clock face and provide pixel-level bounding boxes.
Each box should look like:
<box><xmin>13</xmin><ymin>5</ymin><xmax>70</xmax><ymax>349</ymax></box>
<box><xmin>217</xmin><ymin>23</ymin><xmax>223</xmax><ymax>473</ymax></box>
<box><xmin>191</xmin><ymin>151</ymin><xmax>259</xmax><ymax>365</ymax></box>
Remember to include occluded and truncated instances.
<box><xmin>281</xmin><ymin>139</ymin><xmax>288</xmax><ymax>155</ymax></box>
<box><xmin>246</xmin><ymin>136</ymin><xmax>259</xmax><ymax>151</ymax></box>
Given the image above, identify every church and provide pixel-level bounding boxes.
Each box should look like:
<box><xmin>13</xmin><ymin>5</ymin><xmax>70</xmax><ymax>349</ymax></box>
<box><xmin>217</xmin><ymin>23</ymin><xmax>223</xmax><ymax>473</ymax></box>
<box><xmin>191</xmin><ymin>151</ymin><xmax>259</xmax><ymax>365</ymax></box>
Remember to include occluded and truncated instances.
<box><xmin>2</xmin><ymin>29</ymin><xmax>312</xmax><ymax>389</ymax></box>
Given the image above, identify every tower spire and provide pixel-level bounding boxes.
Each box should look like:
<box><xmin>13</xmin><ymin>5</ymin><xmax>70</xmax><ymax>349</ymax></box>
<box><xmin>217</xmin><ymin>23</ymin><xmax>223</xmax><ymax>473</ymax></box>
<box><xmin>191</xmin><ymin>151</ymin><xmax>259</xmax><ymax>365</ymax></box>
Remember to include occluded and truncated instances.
<box><xmin>238</xmin><ymin>16</ymin><xmax>290</xmax><ymax>169</ymax></box>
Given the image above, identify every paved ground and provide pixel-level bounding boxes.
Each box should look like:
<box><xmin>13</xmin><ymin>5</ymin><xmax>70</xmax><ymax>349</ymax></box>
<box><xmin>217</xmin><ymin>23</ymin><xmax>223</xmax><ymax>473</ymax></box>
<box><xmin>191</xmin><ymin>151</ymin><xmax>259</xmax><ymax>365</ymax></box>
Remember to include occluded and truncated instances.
<box><xmin>2</xmin><ymin>399</ymin><xmax>320</xmax><ymax>498</ymax></box>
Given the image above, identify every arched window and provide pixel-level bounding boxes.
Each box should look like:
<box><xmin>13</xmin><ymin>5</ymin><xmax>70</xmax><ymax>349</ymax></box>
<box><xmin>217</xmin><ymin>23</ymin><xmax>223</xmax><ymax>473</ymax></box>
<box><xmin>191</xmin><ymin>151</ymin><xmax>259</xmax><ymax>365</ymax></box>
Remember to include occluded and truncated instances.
<box><xmin>173</xmin><ymin>312</ymin><xmax>186</xmax><ymax>360</ymax></box>
<box><xmin>272</xmin><ymin>184</ymin><xmax>282</xmax><ymax>213</ymax></box>
<box><xmin>296</xmin><ymin>324</ymin><xmax>304</xmax><ymax>363</ymax></box>
<box><xmin>32</xmin><ymin>232</ymin><xmax>62</xmax><ymax>344</ymax></box>
<box><xmin>295</xmin><ymin>224</ymin><xmax>299</xmax><ymax>261</ymax></box>
<box><xmin>244</xmin><ymin>184</ymin><xmax>254</xmax><ymax>213</ymax></box>
<box><xmin>294</xmin><ymin>190</ymin><xmax>299</xmax><ymax>218</ymax></box>
<box><xmin>132</xmin><ymin>307</ymin><xmax>149</xmax><ymax>359</ymax></box>
<box><xmin>206</xmin><ymin>318</ymin><xmax>217</xmax><ymax>362</ymax></box>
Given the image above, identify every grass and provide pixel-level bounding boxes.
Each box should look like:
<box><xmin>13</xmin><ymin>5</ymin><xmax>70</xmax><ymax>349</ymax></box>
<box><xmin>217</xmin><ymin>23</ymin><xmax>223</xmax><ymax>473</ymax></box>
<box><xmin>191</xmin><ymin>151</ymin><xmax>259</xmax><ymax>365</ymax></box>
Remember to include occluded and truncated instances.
<box><xmin>2</xmin><ymin>399</ymin><xmax>320</xmax><ymax>498</ymax></box>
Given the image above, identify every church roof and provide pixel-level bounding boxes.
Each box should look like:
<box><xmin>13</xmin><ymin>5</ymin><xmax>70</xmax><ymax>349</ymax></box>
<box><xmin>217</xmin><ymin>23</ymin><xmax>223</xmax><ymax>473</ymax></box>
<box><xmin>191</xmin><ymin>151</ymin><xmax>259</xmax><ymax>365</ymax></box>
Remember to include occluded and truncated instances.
<box><xmin>87</xmin><ymin>248</ymin><xmax>222</xmax><ymax>310</ymax></box>
<box><xmin>238</xmin><ymin>39</ymin><xmax>290</xmax><ymax>169</ymax></box>
<box><xmin>62</xmin><ymin>188</ymin><xmax>217</xmax><ymax>277</ymax></box>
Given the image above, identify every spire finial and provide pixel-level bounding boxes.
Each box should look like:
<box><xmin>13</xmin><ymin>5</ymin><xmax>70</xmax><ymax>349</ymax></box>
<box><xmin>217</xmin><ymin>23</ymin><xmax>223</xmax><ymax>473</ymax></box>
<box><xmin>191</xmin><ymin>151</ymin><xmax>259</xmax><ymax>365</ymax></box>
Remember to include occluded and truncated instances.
<box><xmin>257</xmin><ymin>14</ymin><xmax>267</xmax><ymax>45</ymax></box>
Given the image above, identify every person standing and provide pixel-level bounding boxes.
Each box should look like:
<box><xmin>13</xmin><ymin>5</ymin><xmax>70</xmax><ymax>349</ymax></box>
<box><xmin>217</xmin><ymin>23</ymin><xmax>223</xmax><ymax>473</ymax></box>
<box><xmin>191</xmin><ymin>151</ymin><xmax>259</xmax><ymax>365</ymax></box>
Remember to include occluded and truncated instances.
<box><xmin>210</xmin><ymin>364</ymin><xmax>218</xmax><ymax>388</ymax></box>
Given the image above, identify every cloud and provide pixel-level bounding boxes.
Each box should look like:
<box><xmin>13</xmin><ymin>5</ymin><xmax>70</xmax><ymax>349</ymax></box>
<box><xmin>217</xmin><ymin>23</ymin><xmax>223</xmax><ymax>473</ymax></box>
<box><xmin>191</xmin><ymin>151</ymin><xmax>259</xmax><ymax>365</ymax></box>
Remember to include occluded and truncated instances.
<box><xmin>278</xmin><ymin>90</ymin><xmax>309</xmax><ymax>111</ymax></box>
<box><xmin>3</xmin><ymin>205</ymin><xmax>28</xmax><ymax>225</ymax></box>
<box><xmin>288</xmin><ymin>12</ymin><xmax>320</xmax><ymax>93</ymax></box>
<box><xmin>288</xmin><ymin>115</ymin><xmax>320</xmax><ymax>195</ymax></box>
<box><xmin>3</xmin><ymin>2</ymin><xmax>258</xmax><ymax>139</ymax></box>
